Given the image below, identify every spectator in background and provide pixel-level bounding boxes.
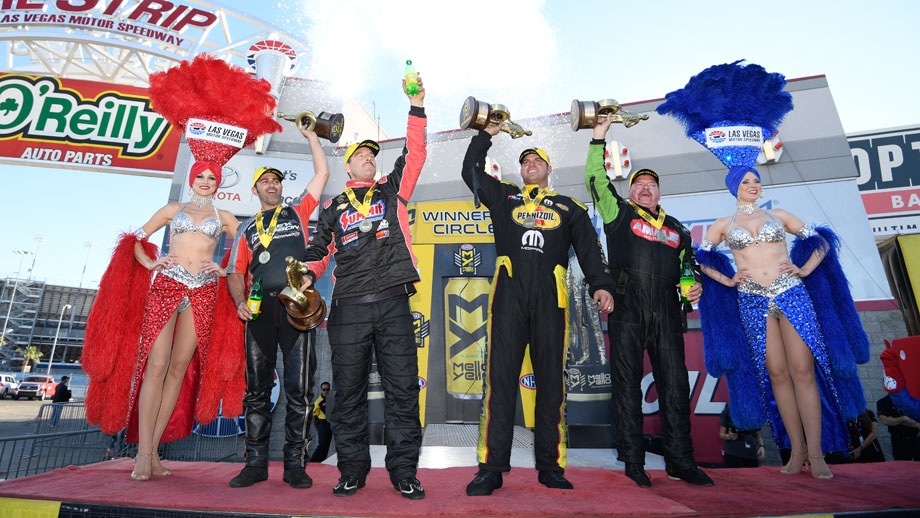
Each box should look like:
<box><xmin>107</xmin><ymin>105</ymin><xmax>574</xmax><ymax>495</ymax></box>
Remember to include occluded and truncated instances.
<box><xmin>719</xmin><ymin>405</ymin><xmax>764</xmax><ymax>468</ymax></box>
<box><xmin>847</xmin><ymin>409</ymin><xmax>885</xmax><ymax>463</ymax></box>
<box><xmin>877</xmin><ymin>394</ymin><xmax>920</xmax><ymax>461</ymax></box>
<box><xmin>50</xmin><ymin>375</ymin><xmax>72</xmax><ymax>427</ymax></box>
<box><xmin>309</xmin><ymin>382</ymin><xmax>333</xmax><ymax>462</ymax></box>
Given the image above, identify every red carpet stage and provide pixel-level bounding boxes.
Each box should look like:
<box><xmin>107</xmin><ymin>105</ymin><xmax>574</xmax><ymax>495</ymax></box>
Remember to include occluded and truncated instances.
<box><xmin>2</xmin><ymin>459</ymin><xmax>920</xmax><ymax>517</ymax></box>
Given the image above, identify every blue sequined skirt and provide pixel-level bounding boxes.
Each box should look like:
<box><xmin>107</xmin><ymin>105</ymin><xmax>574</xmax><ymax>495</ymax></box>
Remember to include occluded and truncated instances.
<box><xmin>737</xmin><ymin>277</ymin><xmax>850</xmax><ymax>454</ymax></box>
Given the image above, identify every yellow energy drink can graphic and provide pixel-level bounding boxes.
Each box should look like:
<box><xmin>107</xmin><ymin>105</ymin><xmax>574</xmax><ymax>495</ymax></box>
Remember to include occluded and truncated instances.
<box><xmin>444</xmin><ymin>277</ymin><xmax>491</xmax><ymax>399</ymax></box>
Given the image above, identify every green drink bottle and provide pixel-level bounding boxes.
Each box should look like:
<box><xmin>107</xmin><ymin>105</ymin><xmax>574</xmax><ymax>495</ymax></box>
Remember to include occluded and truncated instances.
<box><xmin>247</xmin><ymin>276</ymin><xmax>263</xmax><ymax>320</ymax></box>
<box><xmin>679</xmin><ymin>260</ymin><xmax>695</xmax><ymax>303</ymax></box>
<box><xmin>404</xmin><ymin>59</ymin><xmax>419</xmax><ymax>95</ymax></box>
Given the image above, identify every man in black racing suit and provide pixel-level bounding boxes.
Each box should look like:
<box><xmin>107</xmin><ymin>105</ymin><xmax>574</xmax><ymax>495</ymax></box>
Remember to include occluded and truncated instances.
<box><xmin>299</xmin><ymin>77</ymin><xmax>427</xmax><ymax>500</ymax></box>
<box><xmin>585</xmin><ymin>115</ymin><xmax>712</xmax><ymax>488</ymax></box>
<box><xmin>462</xmin><ymin>121</ymin><xmax>614</xmax><ymax>496</ymax></box>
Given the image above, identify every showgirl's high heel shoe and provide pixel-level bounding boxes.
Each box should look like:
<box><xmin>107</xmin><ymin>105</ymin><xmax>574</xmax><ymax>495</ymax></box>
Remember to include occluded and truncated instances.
<box><xmin>131</xmin><ymin>453</ymin><xmax>152</xmax><ymax>482</ymax></box>
<box><xmin>809</xmin><ymin>455</ymin><xmax>834</xmax><ymax>480</ymax></box>
<box><xmin>780</xmin><ymin>451</ymin><xmax>807</xmax><ymax>475</ymax></box>
<box><xmin>152</xmin><ymin>453</ymin><xmax>172</xmax><ymax>477</ymax></box>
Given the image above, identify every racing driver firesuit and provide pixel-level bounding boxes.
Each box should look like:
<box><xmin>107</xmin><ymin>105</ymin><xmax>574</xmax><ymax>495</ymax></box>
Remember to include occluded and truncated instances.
<box><xmin>585</xmin><ymin>140</ymin><xmax>700</xmax><ymax>474</ymax></box>
<box><xmin>462</xmin><ymin>130</ymin><xmax>615</xmax><ymax>476</ymax></box>
<box><xmin>302</xmin><ymin>106</ymin><xmax>427</xmax><ymax>487</ymax></box>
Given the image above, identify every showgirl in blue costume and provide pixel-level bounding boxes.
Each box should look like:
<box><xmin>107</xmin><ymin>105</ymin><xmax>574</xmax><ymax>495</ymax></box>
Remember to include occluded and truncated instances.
<box><xmin>657</xmin><ymin>61</ymin><xmax>869</xmax><ymax>480</ymax></box>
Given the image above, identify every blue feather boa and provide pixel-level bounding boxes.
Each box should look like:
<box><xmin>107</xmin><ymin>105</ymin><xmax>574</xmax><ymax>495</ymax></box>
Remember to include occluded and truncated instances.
<box><xmin>892</xmin><ymin>390</ymin><xmax>920</xmax><ymax>421</ymax></box>
<box><xmin>696</xmin><ymin>226</ymin><xmax>869</xmax><ymax>431</ymax></box>
<box><xmin>790</xmin><ymin>226</ymin><xmax>868</xmax><ymax>420</ymax></box>
<box><xmin>695</xmin><ymin>246</ymin><xmax>768</xmax><ymax>430</ymax></box>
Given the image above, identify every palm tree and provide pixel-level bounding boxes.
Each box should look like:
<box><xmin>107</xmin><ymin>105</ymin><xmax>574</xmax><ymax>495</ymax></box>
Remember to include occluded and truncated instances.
<box><xmin>17</xmin><ymin>345</ymin><xmax>43</xmax><ymax>374</ymax></box>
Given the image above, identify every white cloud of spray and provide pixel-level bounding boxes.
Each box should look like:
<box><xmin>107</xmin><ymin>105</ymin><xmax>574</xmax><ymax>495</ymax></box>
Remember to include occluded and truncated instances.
<box><xmin>296</xmin><ymin>0</ymin><xmax>558</xmax><ymax>133</ymax></box>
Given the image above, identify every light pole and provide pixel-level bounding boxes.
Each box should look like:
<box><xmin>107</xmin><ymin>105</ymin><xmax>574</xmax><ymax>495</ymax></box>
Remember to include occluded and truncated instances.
<box><xmin>48</xmin><ymin>304</ymin><xmax>72</xmax><ymax>375</ymax></box>
<box><xmin>78</xmin><ymin>242</ymin><xmax>96</xmax><ymax>290</ymax></box>
<box><xmin>28</xmin><ymin>235</ymin><xmax>47</xmax><ymax>280</ymax></box>
<box><xmin>1</xmin><ymin>250</ymin><xmax>33</xmax><ymax>354</ymax></box>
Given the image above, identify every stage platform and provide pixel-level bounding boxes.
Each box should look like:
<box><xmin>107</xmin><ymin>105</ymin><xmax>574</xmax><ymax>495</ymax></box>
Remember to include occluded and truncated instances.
<box><xmin>1</xmin><ymin>445</ymin><xmax>919</xmax><ymax>517</ymax></box>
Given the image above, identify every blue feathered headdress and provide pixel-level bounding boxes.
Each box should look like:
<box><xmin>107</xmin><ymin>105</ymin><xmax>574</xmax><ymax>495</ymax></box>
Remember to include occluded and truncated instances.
<box><xmin>656</xmin><ymin>60</ymin><xmax>793</xmax><ymax>172</ymax></box>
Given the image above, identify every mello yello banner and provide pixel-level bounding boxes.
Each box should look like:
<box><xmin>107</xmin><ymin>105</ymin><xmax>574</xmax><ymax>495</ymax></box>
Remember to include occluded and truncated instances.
<box><xmin>0</xmin><ymin>73</ymin><xmax>180</xmax><ymax>175</ymax></box>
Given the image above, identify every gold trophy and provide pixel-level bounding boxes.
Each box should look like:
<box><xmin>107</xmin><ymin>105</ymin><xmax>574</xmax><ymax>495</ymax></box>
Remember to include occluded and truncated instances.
<box><xmin>570</xmin><ymin>98</ymin><xmax>649</xmax><ymax>131</ymax></box>
<box><xmin>279</xmin><ymin>256</ymin><xmax>327</xmax><ymax>331</ymax></box>
<box><xmin>459</xmin><ymin>96</ymin><xmax>532</xmax><ymax>139</ymax></box>
<box><xmin>277</xmin><ymin>110</ymin><xmax>345</xmax><ymax>143</ymax></box>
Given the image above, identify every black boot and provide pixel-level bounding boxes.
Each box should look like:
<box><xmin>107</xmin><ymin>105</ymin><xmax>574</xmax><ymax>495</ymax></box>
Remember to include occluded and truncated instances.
<box><xmin>625</xmin><ymin>463</ymin><xmax>651</xmax><ymax>487</ymax></box>
<box><xmin>229</xmin><ymin>465</ymin><xmax>268</xmax><ymax>488</ymax></box>
<box><xmin>466</xmin><ymin>469</ymin><xmax>503</xmax><ymax>496</ymax></box>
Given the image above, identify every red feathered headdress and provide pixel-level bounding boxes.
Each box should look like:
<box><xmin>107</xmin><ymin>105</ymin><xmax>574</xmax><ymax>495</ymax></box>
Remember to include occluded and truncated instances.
<box><xmin>148</xmin><ymin>54</ymin><xmax>282</xmax><ymax>172</ymax></box>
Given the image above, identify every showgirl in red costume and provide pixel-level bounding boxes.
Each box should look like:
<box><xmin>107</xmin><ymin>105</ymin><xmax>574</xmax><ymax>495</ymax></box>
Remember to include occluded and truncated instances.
<box><xmin>82</xmin><ymin>55</ymin><xmax>281</xmax><ymax>481</ymax></box>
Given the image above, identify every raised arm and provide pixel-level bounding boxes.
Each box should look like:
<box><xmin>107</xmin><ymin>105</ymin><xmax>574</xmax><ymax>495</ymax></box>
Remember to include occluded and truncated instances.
<box><xmin>392</xmin><ymin>75</ymin><xmax>427</xmax><ymax>201</ymax></box>
<box><xmin>460</xmin><ymin>124</ymin><xmax>507</xmax><ymax>208</ymax></box>
<box><xmin>301</xmin><ymin>127</ymin><xmax>331</xmax><ymax>203</ymax></box>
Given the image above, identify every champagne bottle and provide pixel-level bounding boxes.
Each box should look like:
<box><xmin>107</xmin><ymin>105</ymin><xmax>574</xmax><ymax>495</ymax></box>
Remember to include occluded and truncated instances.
<box><xmin>679</xmin><ymin>260</ymin><xmax>695</xmax><ymax>303</ymax></box>
<box><xmin>404</xmin><ymin>59</ymin><xmax>419</xmax><ymax>95</ymax></box>
<box><xmin>247</xmin><ymin>276</ymin><xmax>263</xmax><ymax>320</ymax></box>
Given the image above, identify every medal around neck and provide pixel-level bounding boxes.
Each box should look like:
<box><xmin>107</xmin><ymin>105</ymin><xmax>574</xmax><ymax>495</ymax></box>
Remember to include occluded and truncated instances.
<box><xmin>359</xmin><ymin>218</ymin><xmax>374</xmax><ymax>233</ymax></box>
<box><xmin>258</xmin><ymin>250</ymin><xmax>271</xmax><ymax>264</ymax></box>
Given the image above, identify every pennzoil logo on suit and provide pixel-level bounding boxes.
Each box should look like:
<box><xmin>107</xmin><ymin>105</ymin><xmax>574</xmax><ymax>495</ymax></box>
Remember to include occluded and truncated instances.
<box><xmin>512</xmin><ymin>207</ymin><xmax>561</xmax><ymax>230</ymax></box>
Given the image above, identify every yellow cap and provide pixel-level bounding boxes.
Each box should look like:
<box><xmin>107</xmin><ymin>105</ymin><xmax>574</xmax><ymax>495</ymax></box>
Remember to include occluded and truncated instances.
<box><xmin>628</xmin><ymin>168</ymin><xmax>659</xmax><ymax>187</ymax></box>
<box><xmin>343</xmin><ymin>139</ymin><xmax>380</xmax><ymax>164</ymax></box>
<box><xmin>253</xmin><ymin>166</ymin><xmax>284</xmax><ymax>186</ymax></box>
<box><xmin>518</xmin><ymin>147</ymin><xmax>551</xmax><ymax>167</ymax></box>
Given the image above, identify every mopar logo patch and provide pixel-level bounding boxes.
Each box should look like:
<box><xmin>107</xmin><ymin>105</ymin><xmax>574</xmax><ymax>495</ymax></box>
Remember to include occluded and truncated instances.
<box><xmin>519</xmin><ymin>373</ymin><xmax>536</xmax><ymax>390</ymax></box>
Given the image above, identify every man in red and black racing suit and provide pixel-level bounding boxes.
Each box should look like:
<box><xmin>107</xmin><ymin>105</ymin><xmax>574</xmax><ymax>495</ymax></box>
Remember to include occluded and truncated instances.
<box><xmin>300</xmin><ymin>78</ymin><xmax>427</xmax><ymax>500</ymax></box>
<box><xmin>462</xmin><ymin>122</ymin><xmax>614</xmax><ymax>496</ymax></box>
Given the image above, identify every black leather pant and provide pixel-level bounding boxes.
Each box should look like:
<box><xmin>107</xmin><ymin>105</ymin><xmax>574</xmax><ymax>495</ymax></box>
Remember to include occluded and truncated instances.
<box><xmin>243</xmin><ymin>294</ymin><xmax>316</xmax><ymax>469</ymax></box>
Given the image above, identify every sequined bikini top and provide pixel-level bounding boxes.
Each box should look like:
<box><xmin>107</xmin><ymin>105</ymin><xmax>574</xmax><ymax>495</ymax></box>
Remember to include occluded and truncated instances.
<box><xmin>169</xmin><ymin>204</ymin><xmax>222</xmax><ymax>240</ymax></box>
<box><xmin>725</xmin><ymin>211</ymin><xmax>785</xmax><ymax>250</ymax></box>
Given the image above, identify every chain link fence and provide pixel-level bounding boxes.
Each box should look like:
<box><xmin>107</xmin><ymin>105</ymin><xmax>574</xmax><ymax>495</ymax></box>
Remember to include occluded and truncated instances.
<box><xmin>0</xmin><ymin>402</ymin><xmax>245</xmax><ymax>481</ymax></box>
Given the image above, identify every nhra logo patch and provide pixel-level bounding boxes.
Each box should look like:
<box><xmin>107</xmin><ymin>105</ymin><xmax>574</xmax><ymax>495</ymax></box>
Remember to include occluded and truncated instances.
<box><xmin>454</xmin><ymin>243</ymin><xmax>481</xmax><ymax>275</ymax></box>
<box><xmin>412</xmin><ymin>311</ymin><xmax>429</xmax><ymax>348</ymax></box>
<box><xmin>519</xmin><ymin>373</ymin><xmax>536</xmax><ymax>390</ymax></box>
<box><xmin>418</xmin><ymin>376</ymin><xmax>427</xmax><ymax>390</ymax></box>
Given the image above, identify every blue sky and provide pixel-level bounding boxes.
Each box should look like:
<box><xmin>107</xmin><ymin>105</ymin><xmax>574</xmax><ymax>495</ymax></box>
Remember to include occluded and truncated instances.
<box><xmin>2</xmin><ymin>0</ymin><xmax>919</xmax><ymax>287</ymax></box>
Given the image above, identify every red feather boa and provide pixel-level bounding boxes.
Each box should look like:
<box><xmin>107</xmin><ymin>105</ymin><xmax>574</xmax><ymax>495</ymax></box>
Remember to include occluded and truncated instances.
<box><xmin>83</xmin><ymin>233</ymin><xmax>157</xmax><ymax>434</ymax></box>
<box><xmin>83</xmin><ymin>233</ymin><xmax>245</xmax><ymax>438</ymax></box>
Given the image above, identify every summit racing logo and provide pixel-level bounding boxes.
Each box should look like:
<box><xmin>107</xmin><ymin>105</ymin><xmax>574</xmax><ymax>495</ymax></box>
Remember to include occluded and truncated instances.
<box><xmin>0</xmin><ymin>75</ymin><xmax>170</xmax><ymax>158</ymax></box>
<box><xmin>338</xmin><ymin>200</ymin><xmax>385</xmax><ymax>232</ymax></box>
